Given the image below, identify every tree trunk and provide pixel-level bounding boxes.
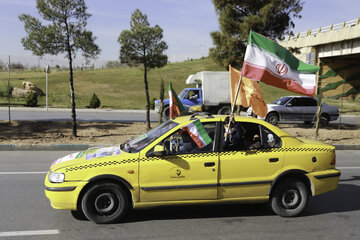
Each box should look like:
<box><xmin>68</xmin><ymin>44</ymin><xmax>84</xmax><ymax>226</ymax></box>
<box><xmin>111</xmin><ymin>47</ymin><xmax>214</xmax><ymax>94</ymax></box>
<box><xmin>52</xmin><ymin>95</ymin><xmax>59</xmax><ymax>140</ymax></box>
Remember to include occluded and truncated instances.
<box><xmin>68</xmin><ymin>52</ymin><xmax>77</xmax><ymax>137</ymax></box>
<box><xmin>144</xmin><ymin>64</ymin><xmax>151</xmax><ymax>130</ymax></box>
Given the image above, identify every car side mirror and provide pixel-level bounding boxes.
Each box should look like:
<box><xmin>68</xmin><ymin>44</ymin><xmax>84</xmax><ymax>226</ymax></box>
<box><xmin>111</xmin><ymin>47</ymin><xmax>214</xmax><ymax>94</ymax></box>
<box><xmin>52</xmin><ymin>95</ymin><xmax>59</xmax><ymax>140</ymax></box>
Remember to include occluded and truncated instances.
<box><xmin>147</xmin><ymin>145</ymin><xmax>165</xmax><ymax>157</ymax></box>
<box><xmin>286</xmin><ymin>103</ymin><xmax>292</xmax><ymax>107</ymax></box>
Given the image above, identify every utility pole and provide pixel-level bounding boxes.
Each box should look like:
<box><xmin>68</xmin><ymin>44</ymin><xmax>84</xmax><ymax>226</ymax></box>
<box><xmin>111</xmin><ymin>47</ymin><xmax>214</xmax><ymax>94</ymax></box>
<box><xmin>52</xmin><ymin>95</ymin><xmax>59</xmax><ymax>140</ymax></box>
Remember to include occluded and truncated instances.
<box><xmin>7</xmin><ymin>56</ymin><xmax>11</xmax><ymax>125</ymax></box>
<box><xmin>45</xmin><ymin>65</ymin><xmax>50</xmax><ymax>110</ymax></box>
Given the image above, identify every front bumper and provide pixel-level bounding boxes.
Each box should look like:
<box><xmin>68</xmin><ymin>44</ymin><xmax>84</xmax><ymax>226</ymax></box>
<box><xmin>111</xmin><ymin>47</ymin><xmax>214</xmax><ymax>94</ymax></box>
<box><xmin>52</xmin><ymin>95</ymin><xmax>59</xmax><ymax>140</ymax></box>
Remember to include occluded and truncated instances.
<box><xmin>307</xmin><ymin>169</ymin><xmax>341</xmax><ymax>196</ymax></box>
<box><xmin>44</xmin><ymin>172</ymin><xmax>87</xmax><ymax>210</ymax></box>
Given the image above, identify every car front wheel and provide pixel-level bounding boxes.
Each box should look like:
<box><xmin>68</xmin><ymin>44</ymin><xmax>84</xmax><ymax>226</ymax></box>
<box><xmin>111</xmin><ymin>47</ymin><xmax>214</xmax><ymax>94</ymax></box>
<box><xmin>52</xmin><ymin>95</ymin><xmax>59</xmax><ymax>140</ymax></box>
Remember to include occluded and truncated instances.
<box><xmin>81</xmin><ymin>182</ymin><xmax>129</xmax><ymax>224</ymax></box>
<box><xmin>265</xmin><ymin>112</ymin><xmax>279</xmax><ymax>125</ymax></box>
<box><xmin>270</xmin><ymin>179</ymin><xmax>309</xmax><ymax>217</ymax></box>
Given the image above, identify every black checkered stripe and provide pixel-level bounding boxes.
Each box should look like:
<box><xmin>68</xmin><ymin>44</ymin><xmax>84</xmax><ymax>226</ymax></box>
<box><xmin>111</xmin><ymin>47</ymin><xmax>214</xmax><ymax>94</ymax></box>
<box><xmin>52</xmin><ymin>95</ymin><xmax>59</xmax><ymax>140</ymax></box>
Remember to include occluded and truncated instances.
<box><xmin>143</xmin><ymin>152</ymin><xmax>219</xmax><ymax>162</ymax></box>
<box><xmin>219</xmin><ymin>147</ymin><xmax>334</xmax><ymax>156</ymax></box>
<box><xmin>65</xmin><ymin>158</ymin><xmax>138</xmax><ymax>172</ymax></box>
<box><xmin>65</xmin><ymin>152</ymin><xmax>218</xmax><ymax>172</ymax></box>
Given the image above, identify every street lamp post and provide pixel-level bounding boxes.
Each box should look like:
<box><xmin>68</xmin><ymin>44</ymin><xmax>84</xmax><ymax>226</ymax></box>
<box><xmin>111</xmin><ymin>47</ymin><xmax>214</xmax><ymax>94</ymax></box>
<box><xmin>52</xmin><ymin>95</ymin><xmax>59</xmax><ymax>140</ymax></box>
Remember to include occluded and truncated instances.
<box><xmin>45</xmin><ymin>65</ymin><xmax>50</xmax><ymax>110</ymax></box>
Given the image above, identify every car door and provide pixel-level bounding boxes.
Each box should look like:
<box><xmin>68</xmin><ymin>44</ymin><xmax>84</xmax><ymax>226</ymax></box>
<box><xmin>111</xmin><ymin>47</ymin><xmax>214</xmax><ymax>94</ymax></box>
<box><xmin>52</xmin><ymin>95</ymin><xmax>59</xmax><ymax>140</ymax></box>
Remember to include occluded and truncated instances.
<box><xmin>139</xmin><ymin>121</ymin><xmax>219</xmax><ymax>202</ymax></box>
<box><xmin>282</xmin><ymin>97</ymin><xmax>304</xmax><ymax>121</ymax></box>
<box><xmin>302</xmin><ymin>97</ymin><xmax>318</xmax><ymax>122</ymax></box>
<box><xmin>181</xmin><ymin>89</ymin><xmax>202</xmax><ymax>108</ymax></box>
<box><xmin>219</xmin><ymin>121</ymin><xmax>285</xmax><ymax>199</ymax></box>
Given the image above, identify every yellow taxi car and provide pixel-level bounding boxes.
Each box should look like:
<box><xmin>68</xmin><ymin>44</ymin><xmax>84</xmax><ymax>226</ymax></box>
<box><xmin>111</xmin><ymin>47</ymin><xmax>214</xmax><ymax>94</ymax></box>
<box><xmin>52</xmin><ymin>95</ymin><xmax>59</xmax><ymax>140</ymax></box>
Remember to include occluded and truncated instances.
<box><xmin>44</xmin><ymin>113</ymin><xmax>340</xmax><ymax>224</ymax></box>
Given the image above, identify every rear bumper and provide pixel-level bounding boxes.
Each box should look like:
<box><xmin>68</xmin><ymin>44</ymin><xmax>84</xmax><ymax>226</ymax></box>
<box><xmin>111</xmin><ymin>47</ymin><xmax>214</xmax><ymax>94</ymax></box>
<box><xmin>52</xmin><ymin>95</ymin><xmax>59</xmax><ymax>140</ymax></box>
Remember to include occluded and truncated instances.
<box><xmin>307</xmin><ymin>169</ymin><xmax>341</xmax><ymax>196</ymax></box>
<box><xmin>330</xmin><ymin>113</ymin><xmax>339</xmax><ymax>121</ymax></box>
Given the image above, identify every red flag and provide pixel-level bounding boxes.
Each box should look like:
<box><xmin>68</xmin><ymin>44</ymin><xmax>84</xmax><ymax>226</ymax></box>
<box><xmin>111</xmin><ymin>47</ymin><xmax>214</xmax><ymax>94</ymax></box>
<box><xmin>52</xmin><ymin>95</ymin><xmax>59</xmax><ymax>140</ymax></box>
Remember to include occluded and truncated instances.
<box><xmin>168</xmin><ymin>82</ymin><xmax>185</xmax><ymax>118</ymax></box>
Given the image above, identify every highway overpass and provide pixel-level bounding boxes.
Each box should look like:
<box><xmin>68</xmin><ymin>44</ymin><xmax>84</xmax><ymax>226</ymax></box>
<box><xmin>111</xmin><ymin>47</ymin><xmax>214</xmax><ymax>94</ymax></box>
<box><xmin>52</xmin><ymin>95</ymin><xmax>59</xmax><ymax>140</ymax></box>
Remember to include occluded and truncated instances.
<box><xmin>281</xmin><ymin>18</ymin><xmax>360</xmax><ymax>101</ymax></box>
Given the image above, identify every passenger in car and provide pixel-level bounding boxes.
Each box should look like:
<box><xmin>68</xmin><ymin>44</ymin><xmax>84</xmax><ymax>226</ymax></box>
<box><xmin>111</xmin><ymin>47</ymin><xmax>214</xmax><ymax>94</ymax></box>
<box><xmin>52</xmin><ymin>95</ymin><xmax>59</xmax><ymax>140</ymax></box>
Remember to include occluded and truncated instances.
<box><xmin>223</xmin><ymin>116</ymin><xmax>244</xmax><ymax>150</ymax></box>
<box><xmin>249</xmin><ymin>134</ymin><xmax>262</xmax><ymax>149</ymax></box>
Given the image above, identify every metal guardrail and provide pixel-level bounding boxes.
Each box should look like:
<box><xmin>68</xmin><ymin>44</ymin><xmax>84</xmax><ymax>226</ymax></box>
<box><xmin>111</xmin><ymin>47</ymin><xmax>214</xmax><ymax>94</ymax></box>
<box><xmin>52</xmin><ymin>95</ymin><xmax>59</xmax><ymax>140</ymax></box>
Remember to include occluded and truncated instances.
<box><xmin>284</xmin><ymin>18</ymin><xmax>360</xmax><ymax>41</ymax></box>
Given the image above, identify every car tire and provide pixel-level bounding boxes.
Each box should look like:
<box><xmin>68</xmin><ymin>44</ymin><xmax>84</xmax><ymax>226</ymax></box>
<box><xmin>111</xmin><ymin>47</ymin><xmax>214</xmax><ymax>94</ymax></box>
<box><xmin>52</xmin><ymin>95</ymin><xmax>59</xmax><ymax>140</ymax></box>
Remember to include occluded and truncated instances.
<box><xmin>304</xmin><ymin>121</ymin><xmax>311</xmax><ymax>124</ymax></box>
<box><xmin>270</xmin><ymin>179</ymin><xmax>309</xmax><ymax>217</ymax></box>
<box><xmin>81</xmin><ymin>182</ymin><xmax>129</xmax><ymax>224</ymax></box>
<box><xmin>71</xmin><ymin>209</ymin><xmax>88</xmax><ymax>221</ymax></box>
<box><xmin>217</xmin><ymin>106</ymin><xmax>231</xmax><ymax>115</ymax></box>
<box><xmin>161</xmin><ymin>106</ymin><xmax>170</xmax><ymax>122</ymax></box>
<box><xmin>320</xmin><ymin>114</ymin><xmax>329</xmax><ymax>127</ymax></box>
<box><xmin>265</xmin><ymin>112</ymin><xmax>279</xmax><ymax>125</ymax></box>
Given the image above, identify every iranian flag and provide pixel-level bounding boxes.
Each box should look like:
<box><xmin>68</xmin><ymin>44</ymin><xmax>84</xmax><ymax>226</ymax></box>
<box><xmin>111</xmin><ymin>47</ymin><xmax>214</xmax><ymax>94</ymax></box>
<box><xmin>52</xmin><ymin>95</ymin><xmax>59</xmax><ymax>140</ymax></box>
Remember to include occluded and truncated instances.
<box><xmin>181</xmin><ymin>120</ymin><xmax>212</xmax><ymax>149</ymax></box>
<box><xmin>241</xmin><ymin>30</ymin><xmax>319</xmax><ymax>97</ymax></box>
<box><xmin>169</xmin><ymin>82</ymin><xmax>185</xmax><ymax>118</ymax></box>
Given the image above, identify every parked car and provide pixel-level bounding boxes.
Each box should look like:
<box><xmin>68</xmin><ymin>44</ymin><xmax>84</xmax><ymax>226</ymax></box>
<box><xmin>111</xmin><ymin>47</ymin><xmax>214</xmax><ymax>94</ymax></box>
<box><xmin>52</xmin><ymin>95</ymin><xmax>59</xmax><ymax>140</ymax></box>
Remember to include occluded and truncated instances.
<box><xmin>45</xmin><ymin>113</ymin><xmax>340</xmax><ymax>224</ymax></box>
<box><xmin>247</xmin><ymin>96</ymin><xmax>339</xmax><ymax>126</ymax></box>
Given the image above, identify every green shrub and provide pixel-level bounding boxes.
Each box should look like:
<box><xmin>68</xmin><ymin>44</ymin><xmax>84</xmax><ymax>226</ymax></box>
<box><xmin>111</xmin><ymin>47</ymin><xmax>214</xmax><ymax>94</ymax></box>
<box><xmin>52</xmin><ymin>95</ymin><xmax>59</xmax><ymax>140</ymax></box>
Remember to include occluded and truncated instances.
<box><xmin>0</xmin><ymin>84</ymin><xmax>13</xmax><ymax>97</ymax></box>
<box><xmin>89</xmin><ymin>93</ymin><xmax>101</xmax><ymax>109</ymax></box>
<box><xmin>25</xmin><ymin>92</ymin><xmax>38</xmax><ymax>107</ymax></box>
<box><xmin>150</xmin><ymin>97</ymin><xmax>156</xmax><ymax>110</ymax></box>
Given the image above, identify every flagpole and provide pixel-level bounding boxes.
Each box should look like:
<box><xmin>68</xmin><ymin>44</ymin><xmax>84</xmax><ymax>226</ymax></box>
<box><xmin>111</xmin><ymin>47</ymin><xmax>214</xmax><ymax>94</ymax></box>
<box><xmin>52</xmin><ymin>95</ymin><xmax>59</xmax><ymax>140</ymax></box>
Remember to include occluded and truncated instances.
<box><xmin>315</xmin><ymin>61</ymin><xmax>321</xmax><ymax>140</ymax></box>
<box><xmin>231</xmin><ymin>75</ymin><xmax>243</xmax><ymax>114</ymax></box>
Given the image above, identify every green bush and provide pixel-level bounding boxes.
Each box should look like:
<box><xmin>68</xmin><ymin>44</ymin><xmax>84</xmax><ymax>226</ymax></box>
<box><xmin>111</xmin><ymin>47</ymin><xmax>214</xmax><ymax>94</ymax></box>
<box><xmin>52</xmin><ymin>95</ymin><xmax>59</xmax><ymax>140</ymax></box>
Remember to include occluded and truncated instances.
<box><xmin>89</xmin><ymin>93</ymin><xmax>101</xmax><ymax>109</ymax></box>
<box><xmin>0</xmin><ymin>84</ymin><xmax>13</xmax><ymax>97</ymax></box>
<box><xmin>25</xmin><ymin>92</ymin><xmax>38</xmax><ymax>107</ymax></box>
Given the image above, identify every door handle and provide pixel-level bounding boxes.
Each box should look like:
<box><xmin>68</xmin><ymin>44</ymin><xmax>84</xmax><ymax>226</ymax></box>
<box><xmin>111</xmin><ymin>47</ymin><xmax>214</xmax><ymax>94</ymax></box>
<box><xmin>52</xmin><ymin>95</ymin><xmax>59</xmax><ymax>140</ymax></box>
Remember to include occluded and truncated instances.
<box><xmin>269</xmin><ymin>158</ymin><xmax>279</xmax><ymax>162</ymax></box>
<box><xmin>204</xmin><ymin>162</ymin><xmax>215</xmax><ymax>167</ymax></box>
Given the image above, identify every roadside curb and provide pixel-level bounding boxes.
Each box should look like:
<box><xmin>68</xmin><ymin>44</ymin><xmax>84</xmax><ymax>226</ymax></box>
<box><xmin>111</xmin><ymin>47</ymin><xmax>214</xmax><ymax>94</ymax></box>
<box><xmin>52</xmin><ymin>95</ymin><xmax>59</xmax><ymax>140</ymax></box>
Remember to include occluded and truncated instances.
<box><xmin>0</xmin><ymin>144</ymin><xmax>359</xmax><ymax>151</ymax></box>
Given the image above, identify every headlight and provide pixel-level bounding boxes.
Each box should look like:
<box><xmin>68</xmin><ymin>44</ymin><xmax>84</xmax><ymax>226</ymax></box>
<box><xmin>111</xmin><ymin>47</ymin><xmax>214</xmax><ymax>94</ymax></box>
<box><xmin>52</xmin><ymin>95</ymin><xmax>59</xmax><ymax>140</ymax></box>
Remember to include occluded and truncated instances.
<box><xmin>48</xmin><ymin>171</ymin><xmax>65</xmax><ymax>183</ymax></box>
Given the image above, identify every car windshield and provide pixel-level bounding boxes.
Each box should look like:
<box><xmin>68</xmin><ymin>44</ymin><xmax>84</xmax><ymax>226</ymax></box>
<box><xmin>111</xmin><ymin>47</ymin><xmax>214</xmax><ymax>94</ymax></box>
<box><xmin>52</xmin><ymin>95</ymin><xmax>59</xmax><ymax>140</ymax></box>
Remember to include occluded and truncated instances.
<box><xmin>120</xmin><ymin>121</ymin><xmax>179</xmax><ymax>153</ymax></box>
<box><xmin>178</xmin><ymin>89</ymin><xmax>188</xmax><ymax>99</ymax></box>
<box><xmin>272</xmin><ymin>96</ymin><xmax>292</xmax><ymax>105</ymax></box>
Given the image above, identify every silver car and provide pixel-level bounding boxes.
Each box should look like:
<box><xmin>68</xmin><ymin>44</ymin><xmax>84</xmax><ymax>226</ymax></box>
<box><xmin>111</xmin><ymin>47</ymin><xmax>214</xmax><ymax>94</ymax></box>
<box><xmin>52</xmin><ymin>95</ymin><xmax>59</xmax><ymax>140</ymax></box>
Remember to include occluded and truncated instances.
<box><xmin>247</xmin><ymin>96</ymin><xmax>339</xmax><ymax>126</ymax></box>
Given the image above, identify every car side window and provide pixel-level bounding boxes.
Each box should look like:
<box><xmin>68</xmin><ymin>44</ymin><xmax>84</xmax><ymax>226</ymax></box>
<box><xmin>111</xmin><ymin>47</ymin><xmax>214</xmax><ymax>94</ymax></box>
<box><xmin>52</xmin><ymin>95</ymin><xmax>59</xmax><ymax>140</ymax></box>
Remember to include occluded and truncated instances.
<box><xmin>162</xmin><ymin>122</ymin><xmax>217</xmax><ymax>155</ymax></box>
<box><xmin>290</xmin><ymin>98</ymin><xmax>303</xmax><ymax>107</ymax></box>
<box><xmin>303</xmin><ymin>98</ymin><xmax>317</xmax><ymax>106</ymax></box>
<box><xmin>260</xmin><ymin>126</ymin><xmax>282</xmax><ymax>148</ymax></box>
<box><xmin>221</xmin><ymin>122</ymin><xmax>281</xmax><ymax>151</ymax></box>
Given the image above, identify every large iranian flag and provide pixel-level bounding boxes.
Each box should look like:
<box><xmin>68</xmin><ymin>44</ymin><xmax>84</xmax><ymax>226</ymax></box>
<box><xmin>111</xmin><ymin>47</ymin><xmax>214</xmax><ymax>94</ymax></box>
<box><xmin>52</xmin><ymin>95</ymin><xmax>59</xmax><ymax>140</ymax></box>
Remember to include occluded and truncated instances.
<box><xmin>169</xmin><ymin>82</ymin><xmax>185</xmax><ymax>118</ymax></box>
<box><xmin>241</xmin><ymin>31</ymin><xmax>319</xmax><ymax>97</ymax></box>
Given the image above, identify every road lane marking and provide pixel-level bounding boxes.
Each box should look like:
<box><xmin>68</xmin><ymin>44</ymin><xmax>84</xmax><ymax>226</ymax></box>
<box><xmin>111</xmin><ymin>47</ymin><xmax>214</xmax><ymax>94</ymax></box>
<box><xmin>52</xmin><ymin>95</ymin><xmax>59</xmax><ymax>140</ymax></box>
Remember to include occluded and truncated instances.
<box><xmin>0</xmin><ymin>172</ymin><xmax>48</xmax><ymax>175</ymax></box>
<box><xmin>0</xmin><ymin>230</ymin><xmax>59</xmax><ymax>237</ymax></box>
<box><xmin>337</xmin><ymin>167</ymin><xmax>360</xmax><ymax>170</ymax></box>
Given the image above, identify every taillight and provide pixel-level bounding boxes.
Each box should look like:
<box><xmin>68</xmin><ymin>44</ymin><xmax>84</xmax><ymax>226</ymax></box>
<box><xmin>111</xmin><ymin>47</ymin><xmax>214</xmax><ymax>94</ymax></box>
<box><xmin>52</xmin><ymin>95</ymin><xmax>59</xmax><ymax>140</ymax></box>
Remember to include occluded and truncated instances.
<box><xmin>330</xmin><ymin>157</ymin><xmax>336</xmax><ymax>165</ymax></box>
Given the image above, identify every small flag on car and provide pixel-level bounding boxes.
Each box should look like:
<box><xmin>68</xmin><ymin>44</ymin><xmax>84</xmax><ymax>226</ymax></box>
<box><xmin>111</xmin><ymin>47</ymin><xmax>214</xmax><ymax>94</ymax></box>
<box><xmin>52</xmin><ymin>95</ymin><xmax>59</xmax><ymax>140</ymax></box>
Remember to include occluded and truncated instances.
<box><xmin>181</xmin><ymin>120</ymin><xmax>212</xmax><ymax>149</ymax></box>
<box><xmin>169</xmin><ymin>82</ymin><xmax>185</xmax><ymax>118</ymax></box>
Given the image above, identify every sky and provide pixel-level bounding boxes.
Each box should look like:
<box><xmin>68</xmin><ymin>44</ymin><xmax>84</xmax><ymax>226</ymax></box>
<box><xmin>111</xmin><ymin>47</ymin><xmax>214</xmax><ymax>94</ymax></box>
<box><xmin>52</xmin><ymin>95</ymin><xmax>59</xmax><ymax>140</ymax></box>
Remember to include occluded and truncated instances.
<box><xmin>0</xmin><ymin>0</ymin><xmax>359</xmax><ymax>68</ymax></box>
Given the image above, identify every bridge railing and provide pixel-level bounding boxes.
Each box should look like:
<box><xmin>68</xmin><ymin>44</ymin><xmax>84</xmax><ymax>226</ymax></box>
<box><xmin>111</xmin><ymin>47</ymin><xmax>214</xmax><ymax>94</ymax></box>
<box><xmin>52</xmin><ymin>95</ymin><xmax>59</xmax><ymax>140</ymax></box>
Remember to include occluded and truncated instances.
<box><xmin>285</xmin><ymin>18</ymin><xmax>360</xmax><ymax>41</ymax></box>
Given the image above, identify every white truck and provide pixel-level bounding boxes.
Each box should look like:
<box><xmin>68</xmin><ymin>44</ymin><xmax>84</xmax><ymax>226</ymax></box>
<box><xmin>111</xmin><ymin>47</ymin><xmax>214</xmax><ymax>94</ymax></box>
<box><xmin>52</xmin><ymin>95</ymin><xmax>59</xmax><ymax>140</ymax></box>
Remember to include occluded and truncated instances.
<box><xmin>155</xmin><ymin>71</ymin><xmax>233</xmax><ymax>117</ymax></box>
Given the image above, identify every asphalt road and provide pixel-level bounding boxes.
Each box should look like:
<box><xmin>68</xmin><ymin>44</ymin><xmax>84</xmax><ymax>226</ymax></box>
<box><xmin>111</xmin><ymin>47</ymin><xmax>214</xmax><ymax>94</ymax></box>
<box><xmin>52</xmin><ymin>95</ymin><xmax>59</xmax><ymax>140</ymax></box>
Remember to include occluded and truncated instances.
<box><xmin>0</xmin><ymin>108</ymin><xmax>159</xmax><ymax>122</ymax></box>
<box><xmin>0</xmin><ymin>150</ymin><xmax>359</xmax><ymax>239</ymax></box>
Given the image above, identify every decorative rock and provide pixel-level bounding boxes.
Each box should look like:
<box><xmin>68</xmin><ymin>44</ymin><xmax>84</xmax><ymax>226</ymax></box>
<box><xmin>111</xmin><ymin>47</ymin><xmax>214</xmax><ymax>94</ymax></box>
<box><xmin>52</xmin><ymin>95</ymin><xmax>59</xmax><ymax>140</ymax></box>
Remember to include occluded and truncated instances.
<box><xmin>22</xmin><ymin>81</ymin><xmax>45</xmax><ymax>96</ymax></box>
<box><xmin>12</xmin><ymin>81</ymin><xmax>45</xmax><ymax>98</ymax></box>
<box><xmin>12</xmin><ymin>88</ymin><xmax>34</xmax><ymax>98</ymax></box>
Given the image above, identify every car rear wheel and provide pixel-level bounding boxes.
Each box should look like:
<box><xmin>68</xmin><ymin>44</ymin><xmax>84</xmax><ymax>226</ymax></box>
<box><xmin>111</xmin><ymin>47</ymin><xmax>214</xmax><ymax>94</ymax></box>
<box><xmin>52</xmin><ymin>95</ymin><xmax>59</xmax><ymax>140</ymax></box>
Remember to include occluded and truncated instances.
<box><xmin>270</xmin><ymin>179</ymin><xmax>309</xmax><ymax>217</ymax></box>
<box><xmin>82</xmin><ymin>182</ymin><xmax>129</xmax><ymax>224</ymax></box>
<box><xmin>320</xmin><ymin>114</ymin><xmax>330</xmax><ymax>127</ymax></box>
<box><xmin>265</xmin><ymin>112</ymin><xmax>279</xmax><ymax>125</ymax></box>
